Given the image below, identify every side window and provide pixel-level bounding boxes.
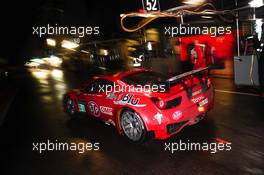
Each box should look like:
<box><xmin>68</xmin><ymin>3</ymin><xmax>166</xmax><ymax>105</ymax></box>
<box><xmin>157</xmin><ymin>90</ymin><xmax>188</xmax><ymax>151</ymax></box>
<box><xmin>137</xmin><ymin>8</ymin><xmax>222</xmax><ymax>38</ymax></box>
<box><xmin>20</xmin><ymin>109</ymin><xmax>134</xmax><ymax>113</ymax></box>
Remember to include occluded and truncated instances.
<box><xmin>84</xmin><ymin>82</ymin><xmax>98</xmax><ymax>93</ymax></box>
<box><xmin>84</xmin><ymin>79</ymin><xmax>114</xmax><ymax>94</ymax></box>
<box><xmin>103</xmin><ymin>80</ymin><xmax>114</xmax><ymax>92</ymax></box>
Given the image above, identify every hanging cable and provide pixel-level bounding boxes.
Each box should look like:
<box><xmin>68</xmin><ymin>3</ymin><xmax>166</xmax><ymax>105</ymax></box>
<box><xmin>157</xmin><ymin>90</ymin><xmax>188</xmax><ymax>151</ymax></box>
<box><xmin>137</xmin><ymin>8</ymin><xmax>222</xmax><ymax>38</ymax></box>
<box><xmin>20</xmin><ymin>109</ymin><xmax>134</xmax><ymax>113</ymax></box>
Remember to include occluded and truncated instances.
<box><xmin>120</xmin><ymin>3</ymin><xmax>235</xmax><ymax>33</ymax></box>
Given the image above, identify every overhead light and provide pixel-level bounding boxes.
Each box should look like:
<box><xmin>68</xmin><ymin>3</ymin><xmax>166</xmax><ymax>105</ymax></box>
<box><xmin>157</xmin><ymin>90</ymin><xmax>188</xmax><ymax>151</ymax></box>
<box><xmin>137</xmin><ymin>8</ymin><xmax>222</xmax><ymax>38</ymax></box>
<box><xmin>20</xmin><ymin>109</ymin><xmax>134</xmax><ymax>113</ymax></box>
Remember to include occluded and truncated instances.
<box><xmin>183</xmin><ymin>0</ymin><xmax>206</xmax><ymax>6</ymax></box>
<box><xmin>81</xmin><ymin>50</ymin><xmax>89</xmax><ymax>54</ymax></box>
<box><xmin>31</xmin><ymin>70</ymin><xmax>49</xmax><ymax>79</ymax></box>
<box><xmin>61</xmin><ymin>40</ymin><xmax>79</xmax><ymax>49</ymax></box>
<box><xmin>30</xmin><ymin>58</ymin><xmax>45</xmax><ymax>64</ymax></box>
<box><xmin>43</xmin><ymin>55</ymin><xmax>62</xmax><ymax>67</ymax></box>
<box><xmin>249</xmin><ymin>0</ymin><xmax>264</xmax><ymax>8</ymax></box>
<box><xmin>46</xmin><ymin>38</ymin><xmax>56</xmax><ymax>47</ymax></box>
<box><xmin>25</xmin><ymin>62</ymin><xmax>40</xmax><ymax>68</ymax></box>
<box><xmin>201</xmin><ymin>15</ymin><xmax>212</xmax><ymax>19</ymax></box>
<box><xmin>103</xmin><ymin>50</ymin><xmax>108</xmax><ymax>56</ymax></box>
<box><xmin>99</xmin><ymin>49</ymin><xmax>109</xmax><ymax>56</ymax></box>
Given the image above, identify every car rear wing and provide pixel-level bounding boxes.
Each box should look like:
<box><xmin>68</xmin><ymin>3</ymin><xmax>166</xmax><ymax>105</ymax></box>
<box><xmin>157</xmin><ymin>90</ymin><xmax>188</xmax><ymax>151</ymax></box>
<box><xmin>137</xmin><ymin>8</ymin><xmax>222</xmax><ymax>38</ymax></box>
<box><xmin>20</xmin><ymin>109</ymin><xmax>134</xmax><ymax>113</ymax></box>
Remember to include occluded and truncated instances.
<box><xmin>167</xmin><ymin>67</ymin><xmax>209</xmax><ymax>83</ymax></box>
<box><xmin>167</xmin><ymin>67</ymin><xmax>210</xmax><ymax>99</ymax></box>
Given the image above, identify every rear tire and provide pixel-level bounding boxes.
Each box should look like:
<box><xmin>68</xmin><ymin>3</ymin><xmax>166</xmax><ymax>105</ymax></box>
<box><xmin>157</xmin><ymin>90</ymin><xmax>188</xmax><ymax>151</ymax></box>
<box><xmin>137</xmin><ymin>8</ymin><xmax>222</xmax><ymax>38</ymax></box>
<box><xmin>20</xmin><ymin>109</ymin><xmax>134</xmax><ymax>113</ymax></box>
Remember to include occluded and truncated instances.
<box><xmin>119</xmin><ymin>109</ymin><xmax>147</xmax><ymax>143</ymax></box>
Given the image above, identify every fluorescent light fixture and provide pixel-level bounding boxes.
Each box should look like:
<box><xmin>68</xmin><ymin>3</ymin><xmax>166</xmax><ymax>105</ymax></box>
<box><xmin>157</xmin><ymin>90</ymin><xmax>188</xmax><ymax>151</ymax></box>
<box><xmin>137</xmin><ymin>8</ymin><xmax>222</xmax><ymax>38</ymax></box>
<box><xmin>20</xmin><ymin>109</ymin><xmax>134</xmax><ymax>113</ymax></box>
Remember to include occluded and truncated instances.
<box><xmin>183</xmin><ymin>0</ymin><xmax>206</xmax><ymax>5</ymax></box>
<box><xmin>61</xmin><ymin>40</ymin><xmax>79</xmax><ymax>49</ymax></box>
<box><xmin>81</xmin><ymin>50</ymin><xmax>89</xmax><ymax>54</ymax></box>
<box><xmin>30</xmin><ymin>58</ymin><xmax>45</xmax><ymax>64</ymax></box>
<box><xmin>46</xmin><ymin>38</ymin><xmax>56</xmax><ymax>47</ymax></box>
<box><xmin>201</xmin><ymin>15</ymin><xmax>212</xmax><ymax>19</ymax></box>
<box><xmin>99</xmin><ymin>49</ymin><xmax>109</xmax><ymax>56</ymax></box>
<box><xmin>25</xmin><ymin>62</ymin><xmax>40</xmax><ymax>67</ymax></box>
<box><xmin>249</xmin><ymin>0</ymin><xmax>264</xmax><ymax>7</ymax></box>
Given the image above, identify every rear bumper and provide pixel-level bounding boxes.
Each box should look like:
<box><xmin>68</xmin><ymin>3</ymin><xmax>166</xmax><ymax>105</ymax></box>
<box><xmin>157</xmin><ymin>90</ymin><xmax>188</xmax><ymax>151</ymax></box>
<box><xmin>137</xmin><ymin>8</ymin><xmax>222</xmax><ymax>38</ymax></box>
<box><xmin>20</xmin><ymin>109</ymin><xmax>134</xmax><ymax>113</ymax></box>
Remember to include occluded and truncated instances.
<box><xmin>149</xmin><ymin>87</ymin><xmax>214</xmax><ymax>140</ymax></box>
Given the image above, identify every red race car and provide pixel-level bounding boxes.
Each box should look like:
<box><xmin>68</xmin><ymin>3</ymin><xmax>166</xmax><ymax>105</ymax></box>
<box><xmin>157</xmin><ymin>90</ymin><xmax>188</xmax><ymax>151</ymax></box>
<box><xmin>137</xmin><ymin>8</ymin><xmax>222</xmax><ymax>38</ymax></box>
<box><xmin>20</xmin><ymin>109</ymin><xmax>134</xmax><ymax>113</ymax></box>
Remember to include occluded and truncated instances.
<box><xmin>63</xmin><ymin>68</ymin><xmax>214</xmax><ymax>142</ymax></box>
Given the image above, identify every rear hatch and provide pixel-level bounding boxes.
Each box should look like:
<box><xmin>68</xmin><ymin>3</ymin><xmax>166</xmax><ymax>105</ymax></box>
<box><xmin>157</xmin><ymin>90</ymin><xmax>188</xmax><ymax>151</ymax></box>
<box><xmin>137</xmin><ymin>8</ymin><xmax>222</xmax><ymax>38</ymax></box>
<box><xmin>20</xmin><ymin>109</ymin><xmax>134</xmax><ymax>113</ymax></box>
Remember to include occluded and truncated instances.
<box><xmin>150</xmin><ymin>68</ymin><xmax>212</xmax><ymax>110</ymax></box>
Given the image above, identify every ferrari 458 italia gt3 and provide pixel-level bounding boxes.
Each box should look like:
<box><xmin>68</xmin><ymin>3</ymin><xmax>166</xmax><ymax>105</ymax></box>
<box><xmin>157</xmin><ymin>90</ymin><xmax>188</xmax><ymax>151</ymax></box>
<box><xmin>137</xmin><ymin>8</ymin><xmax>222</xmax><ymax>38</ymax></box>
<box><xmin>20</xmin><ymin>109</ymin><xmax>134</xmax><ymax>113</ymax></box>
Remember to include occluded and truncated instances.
<box><xmin>64</xmin><ymin>68</ymin><xmax>214</xmax><ymax>143</ymax></box>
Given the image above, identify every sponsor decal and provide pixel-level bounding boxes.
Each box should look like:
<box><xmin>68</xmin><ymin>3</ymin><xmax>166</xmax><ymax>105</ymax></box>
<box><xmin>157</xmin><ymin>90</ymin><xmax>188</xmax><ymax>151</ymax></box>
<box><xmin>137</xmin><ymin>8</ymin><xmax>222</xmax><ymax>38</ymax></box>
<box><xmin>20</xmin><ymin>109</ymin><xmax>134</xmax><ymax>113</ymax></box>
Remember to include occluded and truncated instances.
<box><xmin>191</xmin><ymin>96</ymin><xmax>204</xmax><ymax>103</ymax></box>
<box><xmin>154</xmin><ymin>112</ymin><xmax>163</xmax><ymax>125</ymax></box>
<box><xmin>192</xmin><ymin>89</ymin><xmax>202</xmax><ymax>97</ymax></box>
<box><xmin>172</xmin><ymin>111</ymin><xmax>182</xmax><ymax>120</ymax></box>
<box><xmin>199</xmin><ymin>98</ymin><xmax>208</xmax><ymax>106</ymax></box>
<box><xmin>106</xmin><ymin>93</ymin><xmax>117</xmax><ymax>100</ymax></box>
<box><xmin>114</xmin><ymin>94</ymin><xmax>146</xmax><ymax>107</ymax></box>
<box><xmin>78</xmin><ymin>103</ymin><xmax>86</xmax><ymax>112</ymax></box>
<box><xmin>100</xmin><ymin>106</ymin><xmax>113</xmax><ymax>116</ymax></box>
<box><xmin>87</xmin><ymin>101</ymin><xmax>100</xmax><ymax>117</ymax></box>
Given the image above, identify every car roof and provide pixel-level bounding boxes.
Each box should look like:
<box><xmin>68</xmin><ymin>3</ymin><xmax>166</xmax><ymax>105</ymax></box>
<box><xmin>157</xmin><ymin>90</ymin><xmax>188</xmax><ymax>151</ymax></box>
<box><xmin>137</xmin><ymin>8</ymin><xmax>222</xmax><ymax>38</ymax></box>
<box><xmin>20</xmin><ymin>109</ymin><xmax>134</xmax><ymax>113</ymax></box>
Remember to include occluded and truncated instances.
<box><xmin>94</xmin><ymin>69</ymin><xmax>148</xmax><ymax>81</ymax></box>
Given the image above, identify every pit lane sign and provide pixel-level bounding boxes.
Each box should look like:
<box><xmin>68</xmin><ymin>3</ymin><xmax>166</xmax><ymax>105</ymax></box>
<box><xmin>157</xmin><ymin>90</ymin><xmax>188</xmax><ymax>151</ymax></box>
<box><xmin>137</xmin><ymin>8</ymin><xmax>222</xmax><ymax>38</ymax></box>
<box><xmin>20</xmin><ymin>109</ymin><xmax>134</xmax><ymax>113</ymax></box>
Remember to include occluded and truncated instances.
<box><xmin>142</xmin><ymin>0</ymin><xmax>160</xmax><ymax>12</ymax></box>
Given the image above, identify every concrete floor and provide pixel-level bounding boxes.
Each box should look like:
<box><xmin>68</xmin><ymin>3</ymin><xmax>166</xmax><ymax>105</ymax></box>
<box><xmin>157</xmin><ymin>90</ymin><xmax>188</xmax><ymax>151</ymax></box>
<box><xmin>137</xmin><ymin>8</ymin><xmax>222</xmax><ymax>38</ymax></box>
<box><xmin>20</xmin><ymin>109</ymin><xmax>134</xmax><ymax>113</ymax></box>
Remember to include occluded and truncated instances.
<box><xmin>0</xmin><ymin>68</ymin><xmax>264</xmax><ymax>175</ymax></box>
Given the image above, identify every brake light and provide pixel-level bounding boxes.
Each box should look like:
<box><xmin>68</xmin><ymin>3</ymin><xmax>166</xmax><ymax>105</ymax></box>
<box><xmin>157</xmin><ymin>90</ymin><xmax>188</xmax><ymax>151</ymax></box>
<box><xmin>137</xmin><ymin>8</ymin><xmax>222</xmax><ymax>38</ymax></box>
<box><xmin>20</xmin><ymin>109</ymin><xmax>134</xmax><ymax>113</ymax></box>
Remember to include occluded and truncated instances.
<box><xmin>198</xmin><ymin>106</ymin><xmax>205</xmax><ymax>112</ymax></box>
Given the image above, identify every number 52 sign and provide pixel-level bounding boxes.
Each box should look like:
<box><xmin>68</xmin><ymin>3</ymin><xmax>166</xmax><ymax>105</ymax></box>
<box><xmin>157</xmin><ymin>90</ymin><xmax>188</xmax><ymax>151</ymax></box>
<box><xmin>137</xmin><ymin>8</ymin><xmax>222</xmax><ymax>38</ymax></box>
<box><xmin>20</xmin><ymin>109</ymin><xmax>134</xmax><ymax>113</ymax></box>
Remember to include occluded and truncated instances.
<box><xmin>142</xmin><ymin>0</ymin><xmax>160</xmax><ymax>12</ymax></box>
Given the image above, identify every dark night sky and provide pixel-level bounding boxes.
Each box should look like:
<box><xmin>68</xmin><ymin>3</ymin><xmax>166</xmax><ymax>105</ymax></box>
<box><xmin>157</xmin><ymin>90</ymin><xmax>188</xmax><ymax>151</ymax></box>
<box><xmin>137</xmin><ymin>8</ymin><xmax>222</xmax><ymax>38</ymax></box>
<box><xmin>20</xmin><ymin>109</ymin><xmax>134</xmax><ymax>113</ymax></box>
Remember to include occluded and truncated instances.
<box><xmin>0</xmin><ymin>0</ymin><xmax>145</xmax><ymax>63</ymax></box>
<box><xmin>0</xmin><ymin>0</ymin><xmax>262</xmax><ymax>64</ymax></box>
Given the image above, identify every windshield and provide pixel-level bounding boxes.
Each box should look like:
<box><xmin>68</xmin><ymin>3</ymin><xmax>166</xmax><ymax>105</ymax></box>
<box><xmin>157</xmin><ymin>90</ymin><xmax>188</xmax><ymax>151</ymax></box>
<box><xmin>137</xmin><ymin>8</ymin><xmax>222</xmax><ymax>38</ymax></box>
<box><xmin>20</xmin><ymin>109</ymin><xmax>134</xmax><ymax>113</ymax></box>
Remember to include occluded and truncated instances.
<box><xmin>122</xmin><ymin>71</ymin><xmax>168</xmax><ymax>86</ymax></box>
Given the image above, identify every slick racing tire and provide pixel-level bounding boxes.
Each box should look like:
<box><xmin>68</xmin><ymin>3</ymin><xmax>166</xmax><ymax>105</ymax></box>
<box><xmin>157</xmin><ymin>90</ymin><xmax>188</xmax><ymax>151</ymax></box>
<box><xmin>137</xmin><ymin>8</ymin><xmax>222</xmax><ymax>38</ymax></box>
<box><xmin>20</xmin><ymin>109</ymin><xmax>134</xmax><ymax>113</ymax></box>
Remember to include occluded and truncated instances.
<box><xmin>64</xmin><ymin>96</ymin><xmax>78</xmax><ymax>118</ymax></box>
<box><xmin>120</xmin><ymin>109</ymin><xmax>147</xmax><ymax>143</ymax></box>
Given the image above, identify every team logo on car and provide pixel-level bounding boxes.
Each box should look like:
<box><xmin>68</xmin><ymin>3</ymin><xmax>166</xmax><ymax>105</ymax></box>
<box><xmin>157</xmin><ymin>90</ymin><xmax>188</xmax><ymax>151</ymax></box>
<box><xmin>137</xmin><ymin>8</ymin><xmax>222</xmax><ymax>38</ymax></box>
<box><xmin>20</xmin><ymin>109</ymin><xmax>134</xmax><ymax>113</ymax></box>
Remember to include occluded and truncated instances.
<box><xmin>154</xmin><ymin>112</ymin><xmax>163</xmax><ymax>125</ymax></box>
<box><xmin>100</xmin><ymin>106</ymin><xmax>113</xmax><ymax>115</ymax></box>
<box><xmin>87</xmin><ymin>101</ymin><xmax>100</xmax><ymax>117</ymax></box>
<box><xmin>114</xmin><ymin>94</ymin><xmax>146</xmax><ymax>107</ymax></box>
<box><xmin>192</xmin><ymin>89</ymin><xmax>202</xmax><ymax>97</ymax></box>
<box><xmin>172</xmin><ymin>111</ymin><xmax>182</xmax><ymax>120</ymax></box>
<box><xmin>106</xmin><ymin>93</ymin><xmax>117</xmax><ymax>100</ymax></box>
<box><xmin>191</xmin><ymin>96</ymin><xmax>204</xmax><ymax>103</ymax></box>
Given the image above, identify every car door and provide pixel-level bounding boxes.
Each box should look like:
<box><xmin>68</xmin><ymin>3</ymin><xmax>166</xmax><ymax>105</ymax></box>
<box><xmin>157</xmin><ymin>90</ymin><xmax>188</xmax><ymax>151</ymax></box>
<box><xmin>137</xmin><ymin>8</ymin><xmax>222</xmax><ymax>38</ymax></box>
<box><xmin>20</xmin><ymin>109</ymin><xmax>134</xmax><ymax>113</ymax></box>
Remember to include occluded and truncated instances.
<box><xmin>92</xmin><ymin>79</ymin><xmax>116</xmax><ymax>122</ymax></box>
<box><xmin>77</xmin><ymin>79</ymin><xmax>103</xmax><ymax>118</ymax></box>
<box><xmin>80</xmin><ymin>79</ymin><xmax>115</xmax><ymax>122</ymax></box>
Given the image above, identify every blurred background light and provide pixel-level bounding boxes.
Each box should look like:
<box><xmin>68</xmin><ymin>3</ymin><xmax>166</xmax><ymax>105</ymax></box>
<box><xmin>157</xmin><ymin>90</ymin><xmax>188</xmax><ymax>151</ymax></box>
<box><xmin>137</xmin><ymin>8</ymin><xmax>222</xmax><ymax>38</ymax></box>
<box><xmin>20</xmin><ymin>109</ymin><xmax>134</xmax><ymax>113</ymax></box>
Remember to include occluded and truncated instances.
<box><xmin>183</xmin><ymin>0</ymin><xmax>206</xmax><ymax>5</ymax></box>
<box><xmin>46</xmin><ymin>38</ymin><xmax>56</xmax><ymax>47</ymax></box>
<box><xmin>61</xmin><ymin>40</ymin><xmax>79</xmax><ymax>49</ymax></box>
<box><xmin>249</xmin><ymin>0</ymin><xmax>264</xmax><ymax>8</ymax></box>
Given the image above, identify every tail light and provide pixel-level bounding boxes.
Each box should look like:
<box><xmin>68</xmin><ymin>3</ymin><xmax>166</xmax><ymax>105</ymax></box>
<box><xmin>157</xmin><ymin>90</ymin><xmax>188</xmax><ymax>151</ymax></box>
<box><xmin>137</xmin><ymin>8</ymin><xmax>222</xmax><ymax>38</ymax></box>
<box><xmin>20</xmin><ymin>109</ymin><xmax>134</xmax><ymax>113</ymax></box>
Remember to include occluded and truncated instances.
<box><xmin>198</xmin><ymin>106</ymin><xmax>205</xmax><ymax>112</ymax></box>
<box><xmin>151</xmin><ymin>97</ymin><xmax>167</xmax><ymax>109</ymax></box>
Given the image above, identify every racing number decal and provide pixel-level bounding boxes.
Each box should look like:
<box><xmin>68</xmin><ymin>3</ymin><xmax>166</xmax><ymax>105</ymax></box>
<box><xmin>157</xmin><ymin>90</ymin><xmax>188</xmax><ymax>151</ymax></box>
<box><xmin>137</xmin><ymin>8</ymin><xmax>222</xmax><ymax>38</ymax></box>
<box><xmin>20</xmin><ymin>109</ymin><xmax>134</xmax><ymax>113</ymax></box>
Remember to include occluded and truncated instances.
<box><xmin>87</xmin><ymin>101</ymin><xmax>100</xmax><ymax>117</ymax></box>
